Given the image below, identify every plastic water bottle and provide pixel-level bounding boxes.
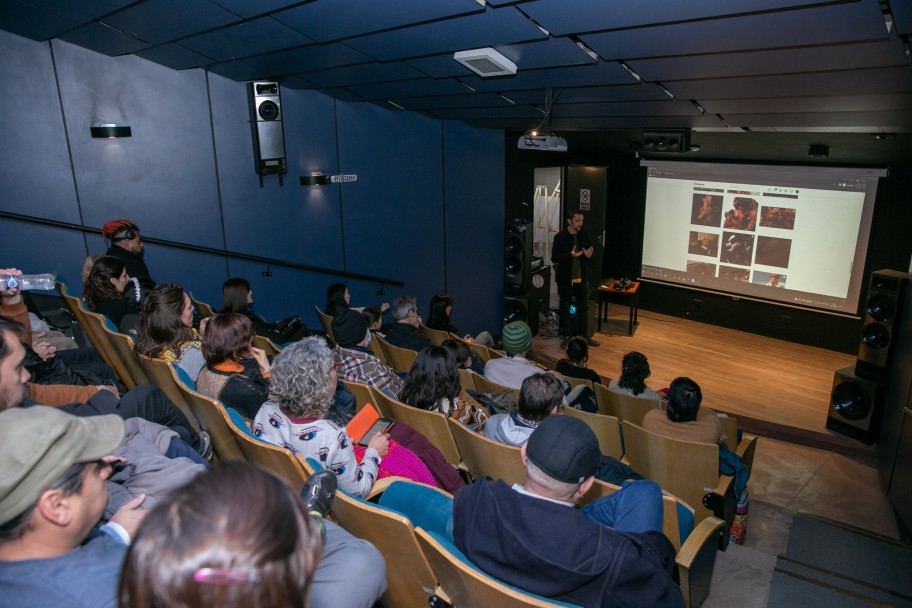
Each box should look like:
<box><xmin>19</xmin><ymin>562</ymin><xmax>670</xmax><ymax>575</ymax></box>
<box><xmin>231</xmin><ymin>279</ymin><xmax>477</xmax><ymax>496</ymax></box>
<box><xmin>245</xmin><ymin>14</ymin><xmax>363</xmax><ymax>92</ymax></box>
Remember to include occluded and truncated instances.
<box><xmin>2</xmin><ymin>273</ymin><xmax>56</xmax><ymax>291</ymax></box>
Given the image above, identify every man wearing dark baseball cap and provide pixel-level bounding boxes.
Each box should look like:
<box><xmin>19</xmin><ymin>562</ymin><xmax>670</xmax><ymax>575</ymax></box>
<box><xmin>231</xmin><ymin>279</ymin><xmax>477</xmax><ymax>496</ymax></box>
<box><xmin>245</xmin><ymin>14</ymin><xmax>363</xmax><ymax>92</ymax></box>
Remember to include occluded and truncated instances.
<box><xmin>0</xmin><ymin>406</ymin><xmax>147</xmax><ymax>607</ymax></box>
<box><xmin>332</xmin><ymin>308</ymin><xmax>404</xmax><ymax>398</ymax></box>
<box><xmin>454</xmin><ymin>415</ymin><xmax>683</xmax><ymax>607</ymax></box>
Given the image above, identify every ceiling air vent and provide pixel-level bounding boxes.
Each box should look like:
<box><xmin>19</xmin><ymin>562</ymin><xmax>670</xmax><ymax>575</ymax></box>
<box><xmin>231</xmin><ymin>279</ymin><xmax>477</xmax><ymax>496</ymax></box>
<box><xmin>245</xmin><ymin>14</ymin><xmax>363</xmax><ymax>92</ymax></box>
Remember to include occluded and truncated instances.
<box><xmin>454</xmin><ymin>48</ymin><xmax>516</xmax><ymax>77</ymax></box>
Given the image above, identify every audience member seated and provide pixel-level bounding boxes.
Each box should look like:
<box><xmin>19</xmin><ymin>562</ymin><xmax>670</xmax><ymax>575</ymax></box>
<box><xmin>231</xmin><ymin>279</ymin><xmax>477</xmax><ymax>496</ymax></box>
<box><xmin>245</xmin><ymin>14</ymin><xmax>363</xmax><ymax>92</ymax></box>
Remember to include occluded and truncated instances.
<box><xmin>556</xmin><ymin>336</ymin><xmax>601</xmax><ymax>384</ymax></box>
<box><xmin>383</xmin><ymin>295</ymin><xmax>431</xmax><ymax>352</ymax></box>
<box><xmin>361</xmin><ymin>307</ymin><xmax>385</xmax><ymax>337</ymax></box>
<box><xmin>399</xmin><ymin>345</ymin><xmax>488</xmax><ymax>432</ymax></box>
<box><xmin>0</xmin><ymin>406</ymin><xmax>148</xmax><ymax>607</ymax></box>
<box><xmin>484</xmin><ymin>373</ymin><xmax>561</xmax><ymax>447</ymax></box>
<box><xmin>120</xmin><ymin>461</ymin><xmax>388</xmax><ymax>608</ymax></box>
<box><xmin>83</xmin><ymin>256</ymin><xmax>142</xmax><ymax>334</ymax></box>
<box><xmin>483</xmin><ymin>321</ymin><xmax>555</xmax><ymax>390</ymax></box>
<box><xmin>426</xmin><ymin>294</ymin><xmax>494</xmax><ymax>347</ymax></box>
<box><xmin>1</xmin><ymin>316</ymin><xmax>211</xmax><ymax>458</ymax></box>
<box><xmin>441</xmin><ymin>338</ymin><xmax>480</xmax><ymax>374</ymax></box>
<box><xmin>642</xmin><ymin>377</ymin><xmax>724</xmax><ymax>445</ymax></box>
<box><xmin>134</xmin><ymin>283</ymin><xmax>206</xmax><ymax>382</ymax></box>
<box><xmin>219</xmin><ymin>277</ymin><xmax>310</xmax><ymax>345</ymax></box>
<box><xmin>325</xmin><ymin>283</ymin><xmax>389</xmax><ymax>318</ymax></box>
<box><xmin>102</xmin><ymin>219</ymin><xmax>155</xmax><ymax>289</ymax></box>
<box><xmin>454</xmin><ymin>415</ymin><xmax>683</xmax><ymax>608</ymax></box>
<box><xmin>607</xmin><ymin>351</ymin><xmax>663</xmax><ymax>403</ymax></box>
<box><xmin>253</xmin><ymin>338</ymin><xmax>439</xmax><ymax>496</ymax></box>
<box><xmin>2</xmin><ymin>268</ymin><xmax>121</xmax><ymax>389</ymax></box>
<box><xmin>331</xmin><ymin>309</ymin><xmax>404</xmax><ymax>398</ymax></box>
<box><xmin>196</xmin><ymin>312</ymin><xmax>271</xmax><ymax>420</ymax></box>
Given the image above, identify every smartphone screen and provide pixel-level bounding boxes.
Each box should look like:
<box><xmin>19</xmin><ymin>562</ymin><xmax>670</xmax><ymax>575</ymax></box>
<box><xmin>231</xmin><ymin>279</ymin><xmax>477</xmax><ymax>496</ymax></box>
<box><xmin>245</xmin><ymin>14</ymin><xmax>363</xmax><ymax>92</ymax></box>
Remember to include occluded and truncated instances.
<box><xmin>358</xmin><ymin>419</ymin><xmax>394</xmax><ymax>446</ymax></box>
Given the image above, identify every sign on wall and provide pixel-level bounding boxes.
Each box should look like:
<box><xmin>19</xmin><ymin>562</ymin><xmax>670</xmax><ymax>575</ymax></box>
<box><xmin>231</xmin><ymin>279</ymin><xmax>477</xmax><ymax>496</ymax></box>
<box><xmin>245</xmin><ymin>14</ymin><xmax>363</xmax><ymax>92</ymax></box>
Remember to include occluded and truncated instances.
<box><xmin>579</xmin><ymin>188</ymin><xmax>591</xmax><ymax>209</ymax></box>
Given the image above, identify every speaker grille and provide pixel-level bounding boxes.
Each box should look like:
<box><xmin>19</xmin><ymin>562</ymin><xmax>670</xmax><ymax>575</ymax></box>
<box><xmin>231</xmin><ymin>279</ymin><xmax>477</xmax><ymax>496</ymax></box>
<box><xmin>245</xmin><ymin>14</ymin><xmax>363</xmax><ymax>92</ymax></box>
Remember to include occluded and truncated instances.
<box><xmin>832</xmin><ymin>382</ymin><xmax>872</xmax><ymax>421</ymax></box>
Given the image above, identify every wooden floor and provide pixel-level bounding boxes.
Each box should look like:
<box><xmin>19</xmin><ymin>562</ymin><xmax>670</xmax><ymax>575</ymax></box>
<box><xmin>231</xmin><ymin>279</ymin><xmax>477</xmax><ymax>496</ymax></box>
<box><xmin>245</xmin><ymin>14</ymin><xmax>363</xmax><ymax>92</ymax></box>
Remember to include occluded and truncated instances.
<box><xmin>529</xmin><ymin>307</ymin><xmax>871</xmax><ymax>455</ymax></box>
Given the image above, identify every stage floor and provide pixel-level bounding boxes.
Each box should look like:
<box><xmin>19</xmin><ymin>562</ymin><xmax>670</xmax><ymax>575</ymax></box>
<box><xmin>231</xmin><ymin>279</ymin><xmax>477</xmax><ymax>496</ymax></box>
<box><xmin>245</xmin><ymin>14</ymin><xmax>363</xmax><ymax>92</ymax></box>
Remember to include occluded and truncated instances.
<box><xmin>530</xmin><ymin>308</ymin><xmax>871</xmax><ymax>456</ymax></box>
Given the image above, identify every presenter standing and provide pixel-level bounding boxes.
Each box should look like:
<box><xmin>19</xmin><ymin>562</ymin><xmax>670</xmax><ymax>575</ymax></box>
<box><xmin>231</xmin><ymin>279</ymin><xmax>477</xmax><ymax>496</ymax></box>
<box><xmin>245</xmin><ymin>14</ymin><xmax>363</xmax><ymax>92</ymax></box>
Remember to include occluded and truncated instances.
<box><xmin>552</xmin><ymin>208</ymin><xmax>600</xmax><ymax>349</ymax></box>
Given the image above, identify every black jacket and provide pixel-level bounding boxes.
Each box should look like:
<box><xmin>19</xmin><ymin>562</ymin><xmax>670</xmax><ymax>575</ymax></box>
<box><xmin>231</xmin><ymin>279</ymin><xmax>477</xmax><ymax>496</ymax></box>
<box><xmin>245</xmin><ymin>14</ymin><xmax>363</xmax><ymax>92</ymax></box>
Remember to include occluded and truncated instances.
<box><xmin>384</xmin><ymin>322</ymin><xmax>431</xmax><ymax>352</ymax></box>
<box><xmin>551</xmin><ymin>229</ymin><xmax>594</xmax><ymax>287</ymax></box>
<box><xmin>454</xmin><ymin>478</ymin><xmax>682</xmax><ymax>608</ymax></box>
<box><xmin>106</xmin><ymin>245</ymin><xmax>155</xmax><ymax>288</ymax></box>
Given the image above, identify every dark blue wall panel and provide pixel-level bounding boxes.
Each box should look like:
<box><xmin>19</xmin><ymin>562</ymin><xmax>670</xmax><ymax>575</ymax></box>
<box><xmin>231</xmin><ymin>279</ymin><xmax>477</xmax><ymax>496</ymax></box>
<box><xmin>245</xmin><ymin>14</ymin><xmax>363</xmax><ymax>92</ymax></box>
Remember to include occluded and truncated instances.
<box><xmin>336</xmin><ymin>100</ymin><xmax>446</xmax><ymax>314</ymax></box>
<box><xmin>443</xmin><ymin>121</ymin><xmax>505</xmax><ymax>336</ymax></box>
<box><xmin>0</xmin><ymin>29</ymin><xmax>506</xmax><ymax>337</ymax></box>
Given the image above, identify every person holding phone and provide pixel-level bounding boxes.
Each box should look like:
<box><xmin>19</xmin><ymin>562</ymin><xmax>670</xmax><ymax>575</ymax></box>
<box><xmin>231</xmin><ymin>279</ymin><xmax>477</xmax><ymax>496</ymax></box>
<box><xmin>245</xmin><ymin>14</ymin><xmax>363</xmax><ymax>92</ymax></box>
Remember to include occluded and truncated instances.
<box><xmin>253</xmin><ymin>337</ymin><xmax>437</xmax><ymax>497</ymax></box>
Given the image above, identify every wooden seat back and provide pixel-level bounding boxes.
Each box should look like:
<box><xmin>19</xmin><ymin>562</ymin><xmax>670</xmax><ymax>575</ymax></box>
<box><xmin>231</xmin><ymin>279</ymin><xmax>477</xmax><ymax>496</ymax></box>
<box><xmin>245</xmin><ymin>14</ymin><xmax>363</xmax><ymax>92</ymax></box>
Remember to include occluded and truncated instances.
<box><xmin>189</xmin><ymin>292</ymin><xmax>215</xmax><ymax>317</ymax></box>
<box><xmin>331</xmin><ymin>489</ymin><xmax>439</xmax><ymax>608</ymax></box>
<box><xmin>457</xmin><ymin>368</ymin><xmax>477</xmax><ymax>393</ymax></box>
<box><xmin>559</xmin><ymin>407</ymin><xmax>623</xmax><ymax>460</ymax></box>
<box><xmin>415</xmin><ymin>528</ymin><xmax>580</xmax><ymax>607</ymax></box>
<box><xmin>471</xmin><ymin>373</ymin><xmax>520</xmax><ymax>403</ymax></box>
<box><xmin>252</xmin><ymin>334</ymin><xmax>281</xmax><ymax>356</ymax></box>
<box><xmin>593</xmin><ymin>384</ymin><xmax>661</xmax><ymax>426</ymax></box>
<box><xmin>373</xmin><ymin>390</ymin><xmax>461</xmax><ymax>465</ymax></box>
<box><xmin>419</xmin><ymin>324</ymin><xmax>451</xmax><ymax>346</ymax></box>
<box><xmin>376</xmin><ymin>334</ymin><xmax>418</xmax><ymax>372</ymax></box>
<box><xmin>314</xmin><ymin>305</ymin><xmax>334</xmax><ymax>339</ymax></box>
<box><xmin>342</xmin><ymin>379</ymin><xmax>378</xmax><ymax>413</ymax></box>
<box><xmin>96</xmin><ymin>321</ymin><xmax>150</xmax><ymax>389</ymax></box>
<box><xmin>57</xmin><ymin>283</ymin><xmax>128</xmax><ymax>386</ymax></box>
<box><xmin>447</xmin><ymin>418</ymin><xmax>525</xmax><ymax>486</ymax></box>
<box><xmin>168</xmin><ymin>369</ymin><xmax>245</xmax><ymax>462</ymax></box>
<box><xmin>134</xmin><ymin>355</ymin><xmax>199</xmax><ymax>430</ymax></box>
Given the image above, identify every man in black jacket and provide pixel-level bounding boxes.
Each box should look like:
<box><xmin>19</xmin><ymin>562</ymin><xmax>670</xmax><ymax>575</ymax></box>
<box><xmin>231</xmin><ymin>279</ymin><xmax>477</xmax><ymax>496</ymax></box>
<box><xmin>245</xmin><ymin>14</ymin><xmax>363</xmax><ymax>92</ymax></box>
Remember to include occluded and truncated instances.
<box><xmin>551</xmin><ymin>208</ymin><xmax>599</xmax><ymax>349</ymax></box>
<box><xmin>102</xmin><ymin>219</ymin><xmax>155</xmax><ymax>289</ymax></box>
<box><xmin>453</xmin><ymin>416</ymin><xmax>682</xmax><ymax>607</ymax></box>
<box><xmin>383</xmin><ymin>295</ymin><xmax>431</xmax><ymax>352</ymax></box>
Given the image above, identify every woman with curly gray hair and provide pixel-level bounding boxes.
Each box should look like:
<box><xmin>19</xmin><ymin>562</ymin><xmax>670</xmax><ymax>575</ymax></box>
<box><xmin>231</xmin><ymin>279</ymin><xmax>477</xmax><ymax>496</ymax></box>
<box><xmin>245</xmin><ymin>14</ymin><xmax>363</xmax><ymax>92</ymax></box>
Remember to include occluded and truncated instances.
<box><xmin>252</xmin><ymin>337</ymin><xmax>389</xmax><ymax>497</ymax></box>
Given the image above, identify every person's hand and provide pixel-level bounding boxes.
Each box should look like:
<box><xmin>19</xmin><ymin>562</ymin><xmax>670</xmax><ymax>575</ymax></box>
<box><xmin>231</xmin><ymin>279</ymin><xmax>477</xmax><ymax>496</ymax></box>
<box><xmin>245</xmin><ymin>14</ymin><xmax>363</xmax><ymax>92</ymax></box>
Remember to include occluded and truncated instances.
<box><xmin>380</xmin><ymin>302</ymin><xmax>390</xmax><ymax>313</ymax></box>
<box><xmin>718</xmin><ymin>434</ymin><xmax>729</xmax><ymax>446</ymax></box>
<box><xmin>367</xmin><ymin>432</ymin><xmax>389</xmax><ymax>457</ymax></box>
<box><xmin>32</xmin><ymin>341</ymin><xmax>56</xmax><ymax>361</ymax></box>
<box><xmin>463</xmin><ymin>334</ymin><xmax>474</xmax><ymax>343</ymax></box>
<box><xmin>110</xmin><ymin>493</ymin><xmax>147</xmax><ymax>539</ymax></box>
<box><xmin>0</xmin><ymin>268</ymin><xmax>23</xmax><ymax>301</ymax></box>
<box><xmin>97</xmin><ymin>385</ymin><xmax>121</xmax><ymax>399</ymax></box>
<box><xmin>570</xmin><ymin>247</ymin><xmax>583</xmax><ymax>258</ymax></box>
<box><xmin>198</xmin><ymin>316</ymin><xmax>209</xmax><ymax>337</ymax></box>
<box><xmin>583</xmin><ymin>246</ymin><xmax>594</xmax><ymax>258</ymax></box>
<box><xmin>249</xmin><ymin>346</ymin><xmax>270</xmax><ymax>373</ymax></box>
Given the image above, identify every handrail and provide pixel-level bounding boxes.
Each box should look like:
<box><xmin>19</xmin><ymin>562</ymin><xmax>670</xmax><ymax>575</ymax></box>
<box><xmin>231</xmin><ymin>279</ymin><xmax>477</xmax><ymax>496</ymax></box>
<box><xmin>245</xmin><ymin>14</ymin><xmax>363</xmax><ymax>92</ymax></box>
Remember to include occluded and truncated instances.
<box><xmin>0</xmin><ymin>210</ymin><xmax>404</xmax><ymax>287</ymax></box>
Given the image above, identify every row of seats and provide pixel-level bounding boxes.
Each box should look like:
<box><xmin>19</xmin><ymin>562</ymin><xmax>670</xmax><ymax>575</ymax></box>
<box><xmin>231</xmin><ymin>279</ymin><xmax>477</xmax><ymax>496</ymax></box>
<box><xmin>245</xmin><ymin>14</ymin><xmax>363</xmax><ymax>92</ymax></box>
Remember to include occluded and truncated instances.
<box><xmin>60</xmin><ymin>283</ymin><xmax>750</xmax><ymax>607</ymax></box>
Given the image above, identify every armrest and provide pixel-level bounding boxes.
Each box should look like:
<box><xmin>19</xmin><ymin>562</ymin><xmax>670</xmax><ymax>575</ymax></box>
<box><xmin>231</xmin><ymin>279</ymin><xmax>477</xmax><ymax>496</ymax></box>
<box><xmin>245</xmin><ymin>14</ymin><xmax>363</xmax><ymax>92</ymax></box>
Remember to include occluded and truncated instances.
<box><xmin>735</xmin><ymin>434</ymin><xmax>757</xmax><ymax>474</ymax></box>
<box><xmin>366</xmin><ymin>475</ymin><xmax>413</xmax><ymax>501</ymax></box>
<box><xmin>676</xmin><ymin>517</ymin><xmax>724</xmax><ymax>608</ymax></box>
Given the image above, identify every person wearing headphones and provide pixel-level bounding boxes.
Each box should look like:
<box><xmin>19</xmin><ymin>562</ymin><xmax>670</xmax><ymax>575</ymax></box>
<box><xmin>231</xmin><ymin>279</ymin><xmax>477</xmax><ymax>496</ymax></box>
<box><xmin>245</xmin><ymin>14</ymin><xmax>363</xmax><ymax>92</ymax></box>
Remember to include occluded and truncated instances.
<box><xmin>102</xmin><ymin>219</ymin><xmax>155</xmax><ymax>288</ymax></box>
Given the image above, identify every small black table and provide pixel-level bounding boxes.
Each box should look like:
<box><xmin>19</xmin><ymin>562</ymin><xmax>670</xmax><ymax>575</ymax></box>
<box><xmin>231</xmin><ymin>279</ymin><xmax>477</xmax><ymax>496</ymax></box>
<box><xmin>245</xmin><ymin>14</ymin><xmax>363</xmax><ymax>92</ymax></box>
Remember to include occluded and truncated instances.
<box><xmin>598</xmin><ymin>280</ymin><xmax>640</xmax><ymax>336</ymax></box>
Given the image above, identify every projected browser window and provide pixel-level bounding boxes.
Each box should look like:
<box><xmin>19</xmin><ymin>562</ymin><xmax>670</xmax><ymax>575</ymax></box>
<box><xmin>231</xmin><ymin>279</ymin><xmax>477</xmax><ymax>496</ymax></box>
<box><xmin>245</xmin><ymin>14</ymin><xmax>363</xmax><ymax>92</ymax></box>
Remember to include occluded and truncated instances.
<box><xmin>640</xmin><ymin>161</ymin><xmax>886</xmax><ymax>316</ymax></box>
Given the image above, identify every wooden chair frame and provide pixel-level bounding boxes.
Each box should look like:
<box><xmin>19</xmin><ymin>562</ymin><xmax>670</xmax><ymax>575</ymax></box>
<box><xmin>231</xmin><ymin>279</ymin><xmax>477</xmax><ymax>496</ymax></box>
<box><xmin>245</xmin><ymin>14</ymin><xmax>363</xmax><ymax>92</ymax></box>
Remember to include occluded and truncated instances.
<box><xmin>189</xmin><ymin>292</ymin><xmax>215</xmax><ymax>317</ymax></box>
<box><xmin>559</xmin><ymin>407</ymin><xmax>623</xmax><ymax>460</ymax></box>
<box><xmin>593</xmin><ymin>383</ymin><xmax>661</xmax><ymax>426</ymax></box>
<box><xmin>342</xmin><ymin>379</ymin><xmax>378</xmax><ymax>413</ymax></box>
<box><xmin>621</xmin><ymin>421</ymin><xmax>757</xmax><ymax>547</ymax></box>
<box><xmin>447</xmin><ymin>418</ymin><xmax>526</xmax><ymax>486</ymax></box>
<box><xmin>373</xmin><ymin>390</ymin><xmax>461</xmax><ymax>465</ymax></box>
<box><xmin>95</xmin><ymin>319</ymin><xmax>150</xmax><ymax>389</ymax></box>
<box><xmin>134</xmin><ymin>354</ymin><xmax>200</xmax><ymax>431</ymax></box>
<box><xmin>314</xmin><ymin>305</ymin><xmax>334</xmax><ymax>340</ymax></box>
<box><xmin>57</xmin><ymin>283</ymin><xmax>130</xmax><ymax>387</ymax></box>
<box><xmin>419</xmin><ymin>324</ymin><xmax>451</xmax><ymax>346</ymax></box>
<box><xmin>252</xmin><ymin>334</ymin><xmax>281</xmax><ymax>356</ymax></box>
<box><xmin>471</xmin><ymin>373</ymin><xmax>520</xmax><ymax>403</ymax></box>
<box><xmin>376</xmin><ymin>334</ymin><xmax>418</xmax><ymax>372</ymax></box>
<box><xmin>172</xmin><ymin>376</ymin><xmax>245</xmax><ymax>462</ymax></box>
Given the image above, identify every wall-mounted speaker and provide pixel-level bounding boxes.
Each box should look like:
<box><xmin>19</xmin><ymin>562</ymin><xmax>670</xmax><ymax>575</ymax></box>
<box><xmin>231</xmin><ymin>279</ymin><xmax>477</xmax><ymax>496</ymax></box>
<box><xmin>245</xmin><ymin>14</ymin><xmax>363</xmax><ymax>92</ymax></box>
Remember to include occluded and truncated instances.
<box><xmin>643</xmin><ymin>129</ymin><xmax>691</xmax><ymax>153</ymax></box>
<box><xmin>855</xmin><ymin>269</ymin><xmax>908</xmax><ymax>382</ymax></box>
<box><xmin>248</xmin><ymin>81</ymin><xmax>287</xmax><ymax>179</ymax></box>
<box><xmin>826</xmin><ymin>366</ymin><xmax>887</xmax><ymax>444</ymax></box>
<box><xmin>504</xmin><ymin>219</ymin><xmax>533</xmax><ymax>295</ymax></box>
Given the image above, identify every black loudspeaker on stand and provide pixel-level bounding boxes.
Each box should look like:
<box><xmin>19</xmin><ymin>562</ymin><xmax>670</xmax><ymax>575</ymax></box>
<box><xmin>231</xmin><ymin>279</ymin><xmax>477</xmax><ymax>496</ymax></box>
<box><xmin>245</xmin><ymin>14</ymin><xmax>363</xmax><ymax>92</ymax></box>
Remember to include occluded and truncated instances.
<box><xmin>503</xmin><ymin>266</ymin><xmax>550</xmax><ymax>336</ymax></box>
<box><xmin>504</xmin><ymin>219</ymin><xmax>533</xmax><ymax>295</ymax></box>
<box><xmin>827</xmin><ymin>269</ymin><xmax>907</xmax><ymax>443</ymax></box>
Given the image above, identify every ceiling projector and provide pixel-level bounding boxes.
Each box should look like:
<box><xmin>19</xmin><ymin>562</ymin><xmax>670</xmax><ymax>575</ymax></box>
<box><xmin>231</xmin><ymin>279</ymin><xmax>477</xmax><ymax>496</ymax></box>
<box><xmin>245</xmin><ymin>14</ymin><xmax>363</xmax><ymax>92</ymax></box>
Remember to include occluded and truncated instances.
<box><xmin>517</xmin><ymin>133</ymin><xmax>568</xmax><ymax>152</ymax></box>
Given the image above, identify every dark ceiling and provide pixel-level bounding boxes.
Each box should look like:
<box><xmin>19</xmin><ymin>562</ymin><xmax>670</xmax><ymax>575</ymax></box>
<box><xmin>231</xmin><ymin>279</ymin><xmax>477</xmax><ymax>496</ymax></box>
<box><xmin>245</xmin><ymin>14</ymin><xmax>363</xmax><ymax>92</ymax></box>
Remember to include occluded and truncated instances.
<box><xmin>2</xmin><ymin>0</ymin><xmax>911</xmax><ymax>136</ymax></box>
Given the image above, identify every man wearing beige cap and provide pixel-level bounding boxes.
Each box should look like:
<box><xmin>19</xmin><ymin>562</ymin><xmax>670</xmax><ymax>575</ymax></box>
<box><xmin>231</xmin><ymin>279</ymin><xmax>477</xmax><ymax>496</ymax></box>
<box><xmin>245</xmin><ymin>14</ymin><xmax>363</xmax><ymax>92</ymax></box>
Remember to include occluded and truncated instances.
<box><xmin>0</xmin><ymin>406</ymin><xmax>146</xmax><ymax>607</ymax></box>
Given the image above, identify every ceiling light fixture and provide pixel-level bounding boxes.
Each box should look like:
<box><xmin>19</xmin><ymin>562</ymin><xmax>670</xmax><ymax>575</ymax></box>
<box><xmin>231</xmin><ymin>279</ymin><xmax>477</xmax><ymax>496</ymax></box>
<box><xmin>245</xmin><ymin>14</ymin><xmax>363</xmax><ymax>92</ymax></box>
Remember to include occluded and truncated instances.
<box><xmin>454</xmin><ymin>48</ymin><xmax>516</xmax><ymax>77</ymax></box>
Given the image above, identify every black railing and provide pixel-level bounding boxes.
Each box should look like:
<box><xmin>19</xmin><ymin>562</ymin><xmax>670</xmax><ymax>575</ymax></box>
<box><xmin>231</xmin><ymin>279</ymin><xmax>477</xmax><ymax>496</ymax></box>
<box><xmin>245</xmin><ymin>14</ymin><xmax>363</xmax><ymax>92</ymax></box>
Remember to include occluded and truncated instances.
<box><xmin>0</xmin><ymin>210</ymin><xmax>404</xmax><ymax>287</ymax></box>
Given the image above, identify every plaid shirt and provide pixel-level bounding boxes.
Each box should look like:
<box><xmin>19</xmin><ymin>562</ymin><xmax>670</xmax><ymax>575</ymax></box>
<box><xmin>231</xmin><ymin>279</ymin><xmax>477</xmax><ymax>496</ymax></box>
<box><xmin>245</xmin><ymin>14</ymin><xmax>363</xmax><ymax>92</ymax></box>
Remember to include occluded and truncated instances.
<box><xmin>334</xmin><ymin>345</ymin><xmax>404</xmax><ymax>398</ymax></box>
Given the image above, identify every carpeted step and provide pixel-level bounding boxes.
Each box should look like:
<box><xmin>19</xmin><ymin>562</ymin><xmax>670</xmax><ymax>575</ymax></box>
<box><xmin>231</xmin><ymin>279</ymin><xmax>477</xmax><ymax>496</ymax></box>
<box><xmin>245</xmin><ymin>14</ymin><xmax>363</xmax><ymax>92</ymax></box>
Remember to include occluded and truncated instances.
<box><xmin>768</xmin><ymin>568</ymin><xmax>893</xmax><ymax>608</ymax></box>
<box><xmin>775</xmin><ymin>556</ymin><xmax>912</xmax><ymax>607</ymax></box>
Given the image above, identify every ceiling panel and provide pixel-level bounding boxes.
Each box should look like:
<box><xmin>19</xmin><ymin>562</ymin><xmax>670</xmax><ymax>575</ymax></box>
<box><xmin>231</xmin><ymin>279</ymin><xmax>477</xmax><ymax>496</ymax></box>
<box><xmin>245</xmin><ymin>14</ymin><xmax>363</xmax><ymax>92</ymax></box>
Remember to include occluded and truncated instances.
<box><xmin>580</xmin><ymin>1</ymin><xmax>889</xmax><ymax>61</ymax></box>
<box><xmin>272</xmin><ymin>0</ymin><xmax>483</xmax><ymax>43</ymax></box>
<box><xmin>344</xmin><ymin>6</ymin><xmax>548</xmax><ymax>62</ymax></box>
<box><xmin>521</xmin><ymin>0</ymin><xmax>835</xmax><ymax>35</ymax></box>
<box><xmin>629</xmin><ymin>36</ymin><xmax>908</xmax><ymax>83</ymax></box>
<box><xmin>0</xmin><ymin>0</ymin><xmax>908</xmax><ymax>133</ymax></box>
<box><xmin>241</xmin><ymin>43</ymin><xmax>373</xmax><ymax>77</ymax></box>
<box><xmin>666</xmin><ymin>67</ymin><xmax>912</xmax><ymax>100</ymax></box>
<box><xmin>179</xmin><ymin>17</ymin><xmax>312</xmax><ymax>63</ymax></box>
<box><xmin>304</xmin><ymin>61</ymin><xmax>426</xmax><ymax>88</ymax></box>
<box><xmin>101</xmin><ymin>0</ymin><xmax>240</xmax><ymax>45</ymax></box>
